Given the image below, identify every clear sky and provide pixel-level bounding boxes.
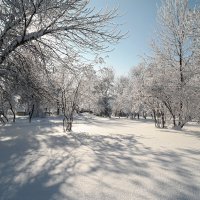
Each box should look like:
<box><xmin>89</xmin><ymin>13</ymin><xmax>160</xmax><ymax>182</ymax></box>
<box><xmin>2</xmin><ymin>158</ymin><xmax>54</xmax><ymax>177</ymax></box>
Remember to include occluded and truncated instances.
<box><xmin>88</xmin><ymin>0</ymin><xmax>161</xmax><ymax>76</ymax></box>
<box><xmin>89</xmin><ymin>0</ymin><xmax>199</xmax><ymax>76</ymax></box>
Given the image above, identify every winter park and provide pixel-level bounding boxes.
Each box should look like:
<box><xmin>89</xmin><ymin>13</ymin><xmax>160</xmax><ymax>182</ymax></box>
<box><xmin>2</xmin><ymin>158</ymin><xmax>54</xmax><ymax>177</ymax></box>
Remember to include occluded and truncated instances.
<box><xmin>0</xmin><ymin>0</ymin><xmax>200</xmax><ymax>199</ymax></box>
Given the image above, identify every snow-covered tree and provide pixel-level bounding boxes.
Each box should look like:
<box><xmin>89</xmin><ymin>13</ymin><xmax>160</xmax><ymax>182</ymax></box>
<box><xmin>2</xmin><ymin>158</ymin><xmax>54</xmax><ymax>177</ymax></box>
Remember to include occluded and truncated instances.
<box><xmin>112</xmin><ymin>75</ymin><xmax>129</xmax><ymax>117</ymax></box>
<box><xmin>0</xmin><ymin>0</ymin><xmax>124</xmax><ymax>124</ymax></box>
<box><xmin>94</xmin><ymin>67</ymin><xmax>115</xmax><ymax>117</ymax></box>
<box><xmin>149</xmin><ymin>0</ymin><xmax>200</xmax><ymax>128</ymax></box>
<box><xmin>0</xmin><ymin>0</ymin><xmax>123</xmax><ymax>77</ymax></box>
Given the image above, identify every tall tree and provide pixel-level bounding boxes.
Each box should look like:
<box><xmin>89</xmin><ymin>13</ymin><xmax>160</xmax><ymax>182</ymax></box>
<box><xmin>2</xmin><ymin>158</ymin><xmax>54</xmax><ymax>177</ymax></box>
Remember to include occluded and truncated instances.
<box><xmin>150</xmin><ymin>0</ymin><xmax>200</xmax><ymax>128</ymax></box>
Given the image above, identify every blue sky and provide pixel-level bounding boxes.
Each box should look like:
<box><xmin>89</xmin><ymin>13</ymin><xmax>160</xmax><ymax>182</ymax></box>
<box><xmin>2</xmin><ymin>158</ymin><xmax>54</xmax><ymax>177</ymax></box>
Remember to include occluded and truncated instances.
<box><xmin>89</xmin><ymin>0</ymin><xmax>162</xmax><ymax>75</ymax></box>
<box><xmin>89</xmin><ymin>0</ymin><xmax>199</xmax><ymax>76</ymax></box>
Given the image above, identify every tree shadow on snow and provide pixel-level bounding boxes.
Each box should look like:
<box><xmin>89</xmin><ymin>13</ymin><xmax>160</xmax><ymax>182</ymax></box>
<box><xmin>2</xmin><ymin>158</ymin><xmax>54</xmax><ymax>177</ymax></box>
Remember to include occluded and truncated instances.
<box><xmin>0</xmin><ymin>122</ymin><xmax>200</xmax><ymax>200</ymax></box>
<box><xmin>158</xmin><ymin>127</ymin><xmax>200</xmax><ymax>140</ymax></box>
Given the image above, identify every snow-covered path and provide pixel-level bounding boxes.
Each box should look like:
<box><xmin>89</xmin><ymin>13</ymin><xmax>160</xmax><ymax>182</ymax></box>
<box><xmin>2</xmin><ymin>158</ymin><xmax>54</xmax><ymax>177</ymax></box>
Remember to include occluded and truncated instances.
<box><xmin>0</xmin><ymin>115</ymin><xmax>200</xmax><ymax>200</ymax></box>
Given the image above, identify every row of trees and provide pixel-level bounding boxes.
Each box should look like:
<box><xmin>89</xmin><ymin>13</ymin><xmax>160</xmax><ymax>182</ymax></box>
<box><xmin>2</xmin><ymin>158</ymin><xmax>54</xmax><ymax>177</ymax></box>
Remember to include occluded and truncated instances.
<box><xmin>0</xmin><ymin>0</ymin><xmax>123</xmax><ymax>130</ymax></box>
<box><xmin>113</xmin><ymin>0</ymin><xmax>200</xmax><ymax>129</ymax></box>
<box><xmin>1</xmin><ymin>0</ymin><xmax>200</xmax><ymax>131</ymax></box>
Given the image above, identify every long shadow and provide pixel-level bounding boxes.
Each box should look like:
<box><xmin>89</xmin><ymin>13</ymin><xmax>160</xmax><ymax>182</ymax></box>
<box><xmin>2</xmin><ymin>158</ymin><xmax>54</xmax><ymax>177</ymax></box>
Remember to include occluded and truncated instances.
<box><xmin>0</xmin><ymin>123</ymin><xmax>79</xmax><ymax>200</ymax></box>
<box><xmin>0</xmin><ymin>118</ymin><xmax>200</xmax><ymax>199</ymax></box>
<box><xmin>183</xmin><ymin>129</ymin><xmax>200</xmax><ymax>139</ymax></box>
<box><xmin>157</xmin><ymin>126</ymin><xmax>200</xmax><ymax>140</ymax></box>
<box><xmin>69</xmin><ymin>131</ymin><xmax>200</xmax><ymax>199</ymax></box>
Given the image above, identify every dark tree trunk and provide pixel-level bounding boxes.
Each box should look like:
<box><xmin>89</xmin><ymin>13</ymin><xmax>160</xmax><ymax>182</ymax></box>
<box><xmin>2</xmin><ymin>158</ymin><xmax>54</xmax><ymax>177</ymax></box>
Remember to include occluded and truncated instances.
<box><xmin>63</xmin><ymin>115</ymin><xmax>73</xmax><ymax>132</ymax></box>
<box><xmin>0</xmin><ymin>116</ymin><xmax>5</xmax><ymax>124</ymax></box>
<box><xmin>153</xmin><ymin>110</ymin><xmax>157</xmax><ymax>127</ymax></box>
<box><xmin>66</xmin><ymin>121</ymin><xmax>72</xmax><ymax>132</ymax></box>
<box><xmin>143</xmin><ymin>111</ymin><xmax>146</xmax><ymax>119</ymax></box>
<box><xmin>172</xmin><ymin>115</ymin><xmax>176</xmax><ymax>127</ymax></box>
<box><xmin>161</xmin><ymin>111</ymin><xmax>165</xmax><ymax>128</ymax></box>
<box><xmin>9</xmin><ymin>102</ymin><xmax>15</xmax><ymax>122</ymax></box>
<box><xmin>29</xmin><ymin>104</ymin><xmax>34</xmax><ymax>123</ymax></box>
<box><xmin>63</xmin><ymin>117</ymin><xmax>66</xmax><ymax>131</ymax></box>
<box><xmin>180</xmin><ymin>122</ymin><xmax>186</xmax><ymax>128</ymax></box>
<box><xmin>178</xmin><ymin>42</ymin><xmax>184</xmax><ymax>128</ymax></box>
<box><xmin>2</xmin><ymin>113</ymin><xmax>8</xmax><ymax>122</ymax></box>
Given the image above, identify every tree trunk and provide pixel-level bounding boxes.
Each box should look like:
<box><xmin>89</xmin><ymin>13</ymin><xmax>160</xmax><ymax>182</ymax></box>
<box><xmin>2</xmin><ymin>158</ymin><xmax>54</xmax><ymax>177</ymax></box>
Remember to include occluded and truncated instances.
<box><xmin>2</xmin><ymin>112</ymin><xmax>8</xmax><ymax>122</ymax></box>
<box><xmin>130</xmin><ymin>113</ymin><xmax>133</xmax><ymax>120</ymax></box>
<box><xmin>63</xmin><ymin>116</ymin><xmax>73</xmax><ymax>132</ymax></box>
<box><xmin>178</xmin><ymin>42</ymin><xmax>184</xmax><ymax>128</ymax></box>
<box><xmin>0</xmin><ymin>116</ymin><xmax>5</xmax><ymax>124</ymax></box>
<box><xmin>9</xmin><ymin>101</ymin><xmax>15</xmax><ymax>122</ymax></box>
<box><xmin>178</xmin><ymin>101</ymin><xmax>183</xmax><ymax>127</ymax></box>
<box><xmin>29</xmin><ymin>104</ymin><xmax>34</xmax><ymax>123</ymax></box>
<box><xmin>153</xmin><ymin>110</ymin><xmax>157</xmax><ymax>127</ymax></box>
<box><xmin>66</xmin><ymin>121</ymin><xmax>72</xmax><ymax>132</ymax></box>
<box><xmin>57</xmin><ymin>108</ymin><xmax>60</xmax><ymax>115</ymax></box>
<box><xmin>63</xmin><ymin>117</ymin><xmax>66</xmax><ymax>131</ymax></box>
<box><xmin>172</xmin><ymin>115</ymin><xmax>176</xmax><ymax>127</ymax></box>
<box><xmin>161</xmin><ymin>111</ymin><xmax>165</xmax><ymax>128</ymax></box>
<box><xmin>143</xmin><ymin>111</ymin><xmax>146</xmax><ymax>119</ymax></box>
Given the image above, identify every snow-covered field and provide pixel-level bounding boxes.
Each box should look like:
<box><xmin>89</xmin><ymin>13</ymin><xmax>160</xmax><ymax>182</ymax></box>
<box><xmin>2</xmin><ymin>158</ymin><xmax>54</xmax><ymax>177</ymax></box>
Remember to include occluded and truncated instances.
<box><xmin>0</xmin><ymin>114</ymin><xmax>200</xmax><ymax>200</ymax></box>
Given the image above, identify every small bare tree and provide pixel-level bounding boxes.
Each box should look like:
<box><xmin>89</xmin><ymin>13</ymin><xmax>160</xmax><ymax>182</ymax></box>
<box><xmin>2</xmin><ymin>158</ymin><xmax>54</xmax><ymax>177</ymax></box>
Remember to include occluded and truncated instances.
<box><xmin>62</xmin><ymin>80</ymin><xmax>81</xmax><ymax>132</ymax></box>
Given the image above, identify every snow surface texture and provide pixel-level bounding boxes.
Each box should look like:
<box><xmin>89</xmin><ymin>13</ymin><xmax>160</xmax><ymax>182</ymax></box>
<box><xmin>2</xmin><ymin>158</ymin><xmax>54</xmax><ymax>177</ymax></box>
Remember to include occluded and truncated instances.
<box><xmin>0</xmin><ymin>114</ymin><xmax>200</xmax><ymax>200</ymax></box>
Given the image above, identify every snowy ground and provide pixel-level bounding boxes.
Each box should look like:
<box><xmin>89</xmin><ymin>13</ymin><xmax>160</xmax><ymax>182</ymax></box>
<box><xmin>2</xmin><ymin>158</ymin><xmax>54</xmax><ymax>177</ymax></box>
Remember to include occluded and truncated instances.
<box><xmin>0</xmin><ymin>114</ymin><xmax>200</xmax><ymax>200</ymax></box>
